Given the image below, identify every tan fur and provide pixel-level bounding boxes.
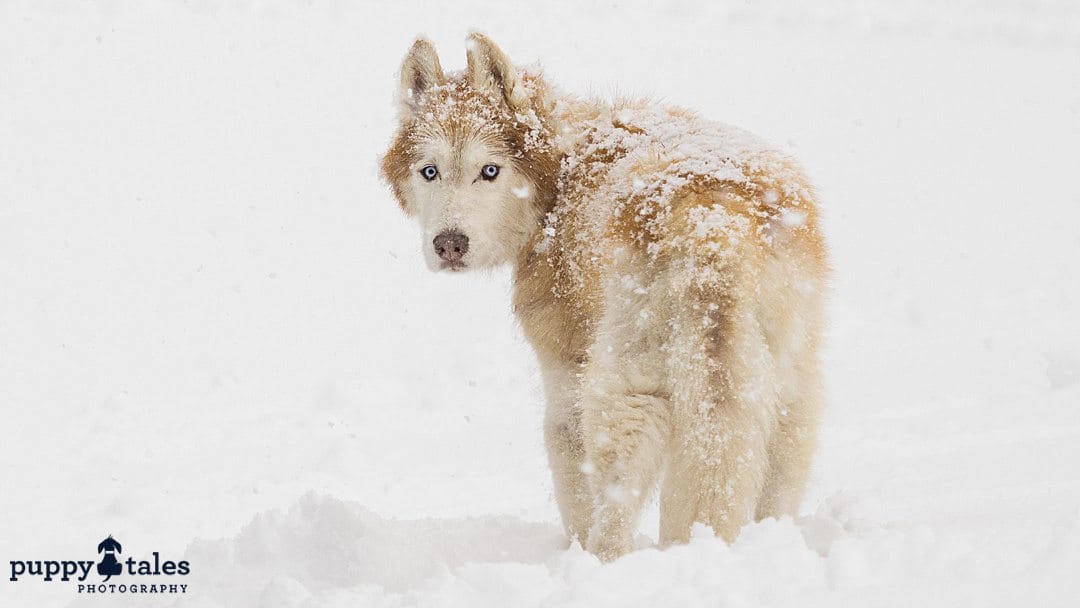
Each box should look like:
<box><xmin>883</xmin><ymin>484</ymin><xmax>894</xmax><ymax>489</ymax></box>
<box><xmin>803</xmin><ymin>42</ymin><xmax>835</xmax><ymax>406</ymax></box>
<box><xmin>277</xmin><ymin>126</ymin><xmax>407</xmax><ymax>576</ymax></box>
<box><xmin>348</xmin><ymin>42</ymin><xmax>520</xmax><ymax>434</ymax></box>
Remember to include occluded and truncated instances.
<box><xmin>381</xmin><ymin>33</ymin><xmax>828</xmax><ymax>562</ymax></box>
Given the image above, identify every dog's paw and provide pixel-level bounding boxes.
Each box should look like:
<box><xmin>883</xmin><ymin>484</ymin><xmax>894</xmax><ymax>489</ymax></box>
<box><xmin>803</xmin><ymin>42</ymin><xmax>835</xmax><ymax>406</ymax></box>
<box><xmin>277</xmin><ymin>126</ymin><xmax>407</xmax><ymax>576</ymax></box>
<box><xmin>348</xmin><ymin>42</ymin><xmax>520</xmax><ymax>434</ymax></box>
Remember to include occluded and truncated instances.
<box><xmin>585</xmin><ymin>530</ymin><xmax>634</xmax><ymax>563</ymax></box>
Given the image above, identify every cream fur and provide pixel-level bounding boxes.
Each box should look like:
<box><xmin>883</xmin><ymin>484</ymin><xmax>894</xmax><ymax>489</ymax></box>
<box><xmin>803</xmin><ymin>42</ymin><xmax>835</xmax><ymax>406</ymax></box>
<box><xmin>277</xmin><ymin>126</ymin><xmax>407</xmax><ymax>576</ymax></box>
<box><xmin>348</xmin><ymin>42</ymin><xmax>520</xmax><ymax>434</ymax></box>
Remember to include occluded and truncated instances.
<box><xmin>381</xmin><ymin>33</ymin><xmax>828</xmax><ymax>562</ymax></box>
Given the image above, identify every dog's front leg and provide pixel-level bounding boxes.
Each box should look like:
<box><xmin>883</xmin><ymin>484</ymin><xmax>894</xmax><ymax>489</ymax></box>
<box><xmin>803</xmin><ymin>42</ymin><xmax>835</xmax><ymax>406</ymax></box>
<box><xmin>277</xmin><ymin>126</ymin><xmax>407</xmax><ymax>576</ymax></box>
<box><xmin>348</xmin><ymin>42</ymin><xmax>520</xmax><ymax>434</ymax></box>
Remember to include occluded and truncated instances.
<box><xmin>541</xmin><ymin>361</ymin><xmax>593</xmax><ymax>546</ymax></box>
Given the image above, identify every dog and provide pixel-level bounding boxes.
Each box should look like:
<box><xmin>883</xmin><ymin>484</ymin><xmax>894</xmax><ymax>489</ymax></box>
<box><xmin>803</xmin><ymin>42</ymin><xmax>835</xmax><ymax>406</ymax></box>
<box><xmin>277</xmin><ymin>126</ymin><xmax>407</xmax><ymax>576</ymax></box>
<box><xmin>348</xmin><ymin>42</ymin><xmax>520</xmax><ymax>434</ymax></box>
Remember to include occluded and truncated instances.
<box><xmin>380</xmin><ymin>33</ymin><xmax>827</xmax><ymax>561</ymax></box>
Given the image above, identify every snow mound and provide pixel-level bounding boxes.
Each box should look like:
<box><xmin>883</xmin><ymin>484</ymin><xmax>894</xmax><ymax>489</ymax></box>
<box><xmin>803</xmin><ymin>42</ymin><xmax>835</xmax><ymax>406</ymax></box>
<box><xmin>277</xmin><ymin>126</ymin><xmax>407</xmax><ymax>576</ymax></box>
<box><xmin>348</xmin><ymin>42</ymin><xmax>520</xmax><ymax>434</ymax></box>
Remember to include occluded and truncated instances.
<box><xmin>178</xmin><ymin>493</ymin><xmax>564</xmax><ymax>606</ymax></box>
<box><xmin>174</xmin><ymin>493</ymin><xmax>1080</xmax><ymax>607</ymax></box>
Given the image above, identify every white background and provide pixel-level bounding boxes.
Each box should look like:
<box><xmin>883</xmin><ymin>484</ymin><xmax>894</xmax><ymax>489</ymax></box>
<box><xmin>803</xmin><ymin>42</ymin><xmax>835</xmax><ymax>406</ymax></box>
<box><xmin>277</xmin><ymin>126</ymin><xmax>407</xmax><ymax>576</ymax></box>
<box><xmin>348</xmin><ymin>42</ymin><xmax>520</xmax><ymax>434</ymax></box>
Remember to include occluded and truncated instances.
<box><xmin>2</xmin><ymin>1</ymin><xmax>1079</xmax><ymax>606</ymax></box>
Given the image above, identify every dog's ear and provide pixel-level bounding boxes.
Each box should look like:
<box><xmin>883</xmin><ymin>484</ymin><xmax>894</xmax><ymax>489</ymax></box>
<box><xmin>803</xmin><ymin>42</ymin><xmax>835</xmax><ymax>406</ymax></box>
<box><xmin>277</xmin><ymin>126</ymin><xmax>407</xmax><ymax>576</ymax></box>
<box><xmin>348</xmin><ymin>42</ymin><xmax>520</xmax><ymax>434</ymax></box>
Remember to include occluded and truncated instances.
<box><xmin>466</xmin><ymin>32</ymin><xmax>529</xmax><ymax>112</ymax></box>
<box><xmin>398</xmin><ymin>37</ymin><xmax>445</xmax><ymax>116</ymax></box>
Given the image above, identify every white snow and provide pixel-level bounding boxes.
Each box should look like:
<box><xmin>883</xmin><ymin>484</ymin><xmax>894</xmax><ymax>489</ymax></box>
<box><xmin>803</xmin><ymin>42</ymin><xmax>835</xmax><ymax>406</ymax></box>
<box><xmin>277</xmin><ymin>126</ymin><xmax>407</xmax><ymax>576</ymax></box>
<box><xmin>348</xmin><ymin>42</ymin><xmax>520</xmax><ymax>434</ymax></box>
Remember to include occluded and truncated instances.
<box><xmin>780</xmin><ymin>209</ymin><xmax>807</xmax><ymax>228</ymax></box>
<box><xmin>2</xmin><ymin>1</ymin><xmax>1079</xmax><ymax>607</ymax></box>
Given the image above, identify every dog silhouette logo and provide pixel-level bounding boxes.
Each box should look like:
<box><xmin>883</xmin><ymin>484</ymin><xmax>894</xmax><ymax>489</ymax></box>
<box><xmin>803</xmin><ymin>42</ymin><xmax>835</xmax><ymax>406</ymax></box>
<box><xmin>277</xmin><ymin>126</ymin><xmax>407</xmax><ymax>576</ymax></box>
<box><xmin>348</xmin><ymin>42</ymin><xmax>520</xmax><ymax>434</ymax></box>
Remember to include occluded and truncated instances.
<box><xmin>96</xmin><ymin>535</ymin><xmax>122</xmax><ymax>581</ymax></box>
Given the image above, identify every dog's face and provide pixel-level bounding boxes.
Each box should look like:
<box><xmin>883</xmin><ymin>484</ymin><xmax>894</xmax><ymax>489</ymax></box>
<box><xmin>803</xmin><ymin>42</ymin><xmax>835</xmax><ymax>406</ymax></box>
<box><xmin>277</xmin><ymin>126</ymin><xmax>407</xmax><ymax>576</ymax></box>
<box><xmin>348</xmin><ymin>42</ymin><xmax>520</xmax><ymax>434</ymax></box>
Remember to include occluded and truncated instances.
<box><xmin>381</xmin><ymin>34</ymin><xmax>558</xmax><ymax>272</ymax></box>
<box><xmin>393</xmin><ymin>100</ymin><xmax>541</xmax><ymax>272</ymax></box>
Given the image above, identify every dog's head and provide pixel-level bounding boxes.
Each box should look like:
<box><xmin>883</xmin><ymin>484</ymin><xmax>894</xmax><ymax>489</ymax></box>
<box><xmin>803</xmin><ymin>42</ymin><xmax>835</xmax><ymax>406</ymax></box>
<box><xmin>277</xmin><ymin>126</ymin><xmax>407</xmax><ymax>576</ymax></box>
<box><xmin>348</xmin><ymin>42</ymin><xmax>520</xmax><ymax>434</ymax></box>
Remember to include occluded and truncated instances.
<box><xmin>380</xmin><ymin>33</ymin><xmax>559</xmax><ymax>272</ymax></box>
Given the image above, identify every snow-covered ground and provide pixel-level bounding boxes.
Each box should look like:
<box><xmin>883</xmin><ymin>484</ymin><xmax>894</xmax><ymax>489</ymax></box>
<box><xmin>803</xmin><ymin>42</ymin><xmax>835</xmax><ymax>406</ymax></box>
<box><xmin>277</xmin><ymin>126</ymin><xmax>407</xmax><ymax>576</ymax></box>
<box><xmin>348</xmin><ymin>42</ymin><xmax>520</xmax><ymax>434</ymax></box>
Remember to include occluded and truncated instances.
<box><xmin>2</xmin><ymin>1</ymin><xmax>1079</xmax><ymax>606</ymax></box>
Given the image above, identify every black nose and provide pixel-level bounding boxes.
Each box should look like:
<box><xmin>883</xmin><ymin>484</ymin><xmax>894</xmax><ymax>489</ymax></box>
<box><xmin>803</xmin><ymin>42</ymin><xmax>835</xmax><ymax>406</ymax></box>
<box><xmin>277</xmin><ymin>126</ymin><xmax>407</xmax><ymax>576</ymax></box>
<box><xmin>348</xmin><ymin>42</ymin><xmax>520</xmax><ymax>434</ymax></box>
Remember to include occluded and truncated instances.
<box><xmin>433</xmin><ymin>230</ymin><xmax>469</xmax><ymax>263</ymax></box>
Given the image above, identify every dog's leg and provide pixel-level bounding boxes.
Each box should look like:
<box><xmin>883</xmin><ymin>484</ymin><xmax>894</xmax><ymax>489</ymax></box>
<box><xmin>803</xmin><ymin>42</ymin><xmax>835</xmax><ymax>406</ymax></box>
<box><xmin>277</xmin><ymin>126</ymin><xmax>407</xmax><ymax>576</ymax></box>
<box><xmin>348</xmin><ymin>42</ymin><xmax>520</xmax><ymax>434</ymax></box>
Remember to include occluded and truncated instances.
<box><xmin>754</xmin><ymin>338</ymin><xmax>825</xmax><ymax>520</ymax></box>
<box><xmin>754</xmin><ymin>401</ymin><xmax>820</xmax><ymax>521</ymax></box>
<box><xmin>541</xmin><ymin>361</ymin><xmax>593</xmax><ymax>545</ymax></box>
<box><xmin>658</xmin><ymin>262</ymin><xmax>778</xmax><ymax>545</ymax></box>
<box><xmin>754</xmin><ymin>259</ymin><xmax>827</xmax><ymax>521</ymax></box>
<box><xmin>581</xmin><ymin>382</ymin><xmax>670</xmax><ymax>561</ymax></box>
<box><xmin>580</xmin><ymin>261</ymin><xmax>672</xmax><ymax>562</ymax></box>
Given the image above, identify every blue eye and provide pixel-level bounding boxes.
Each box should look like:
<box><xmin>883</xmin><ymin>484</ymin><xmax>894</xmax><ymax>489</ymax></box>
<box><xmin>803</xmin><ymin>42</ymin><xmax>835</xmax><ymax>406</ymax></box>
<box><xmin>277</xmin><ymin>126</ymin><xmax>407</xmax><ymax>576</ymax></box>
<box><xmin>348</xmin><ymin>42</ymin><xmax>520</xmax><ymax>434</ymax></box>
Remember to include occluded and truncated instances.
<box><xmin>420</xmin><ymin>165</ymin><xmax>438</xmax><ymax>181</ymax></box>
<box><xmin>480</xmin><ymin>164</ymin><xmax>500</xmax><ymax>180</ymax></box>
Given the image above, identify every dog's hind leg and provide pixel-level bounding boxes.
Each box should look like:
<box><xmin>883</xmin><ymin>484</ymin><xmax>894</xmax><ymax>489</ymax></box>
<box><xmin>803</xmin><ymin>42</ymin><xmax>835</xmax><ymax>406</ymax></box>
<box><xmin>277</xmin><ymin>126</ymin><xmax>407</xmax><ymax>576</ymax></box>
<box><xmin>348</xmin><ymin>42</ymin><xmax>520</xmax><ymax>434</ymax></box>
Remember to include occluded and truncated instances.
<box><xmin>581</xmin><ymin>382</ymin><xmax>670</xmax><ymax>561</ymax></box>
<box><xmin>754</xmin><ymin>255</ymin><xmax>827</xmax><ymax>521</ymax></box>
<box><xmin>754</xmin><ymin>398</ymin><xmax>820</xmax><ymax>521</ymax></box>
<box><xmin>753</xmin><ymin>346</ymin><xmax>825</xmax><ymax>520</ymax></box>
<box><xmin>579</xmin><ymin>257</ymin><xmax>673</xmax><ymax>562</ymax></box>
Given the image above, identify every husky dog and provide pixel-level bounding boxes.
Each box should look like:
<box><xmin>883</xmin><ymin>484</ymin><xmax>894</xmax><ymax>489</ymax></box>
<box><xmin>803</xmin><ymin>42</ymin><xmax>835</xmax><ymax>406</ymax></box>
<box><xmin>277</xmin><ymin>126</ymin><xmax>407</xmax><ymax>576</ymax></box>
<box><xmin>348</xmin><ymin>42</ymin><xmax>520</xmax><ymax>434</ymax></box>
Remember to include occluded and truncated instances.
<box><xmin>381</xmin><ymin>33</ymin><xmax>828</xmax><ymax>561</ymax></box>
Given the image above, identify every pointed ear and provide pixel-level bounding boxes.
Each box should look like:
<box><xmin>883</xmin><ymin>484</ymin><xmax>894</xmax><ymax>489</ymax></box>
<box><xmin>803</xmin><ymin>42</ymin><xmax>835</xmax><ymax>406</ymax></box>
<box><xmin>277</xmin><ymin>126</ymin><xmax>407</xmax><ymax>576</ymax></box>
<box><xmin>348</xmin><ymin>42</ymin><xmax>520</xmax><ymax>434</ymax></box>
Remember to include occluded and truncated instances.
<box><xmin>397</xmin><ymin>37</ymin><xmax>445</xmax><ymax>115</ymax></box>
<box><xmin>466</xmin><ymin>32</ymin><xmax>529</xmax><ymax>112</ymax></box>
